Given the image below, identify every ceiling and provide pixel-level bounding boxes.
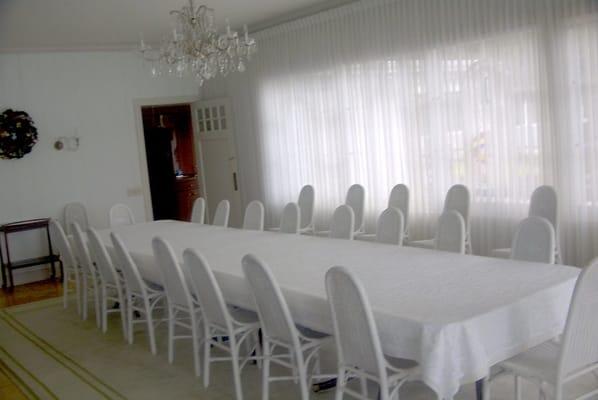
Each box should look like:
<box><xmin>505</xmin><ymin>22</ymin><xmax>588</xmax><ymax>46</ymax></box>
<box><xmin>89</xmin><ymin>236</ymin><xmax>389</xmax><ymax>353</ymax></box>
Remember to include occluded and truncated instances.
<box><xmin>0</xmin><ymin>0</ymin><xmax>351</xmax><ymax>52</ymax></box>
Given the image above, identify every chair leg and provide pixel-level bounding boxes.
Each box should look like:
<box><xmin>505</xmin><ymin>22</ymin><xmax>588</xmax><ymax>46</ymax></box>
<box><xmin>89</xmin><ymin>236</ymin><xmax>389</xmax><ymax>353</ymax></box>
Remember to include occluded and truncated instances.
<box><xmin>191</xmin><ymin>314</ymin><xmax>201</xmax><ymax>377</ymax></box>
<box><xmin>101</xmin><ymin>287</ymin><xmax>108</xmax><ymax>333</ymax></box>
<box><xmin>515</xmin><ymin>376</ymin><xmax>522</xmax><ymax>400</ymax></box>
<box><xmin>167</xmin><ymin>305</ymin><xmax>175</xmax><ymax>363</ymax></box>
<box><xmin>335</xmin><ymin>367</ymin><xmax>346</xmax><ymax>400</ymax></box>
<box><xmin>360</xmin><ymin>372</ymin><xmax>368</xmax><ymax>398</ymax></box>
<box><xmin>81</xmin><ymin>273</ymin><xmax>88</xmax><ymax>320</ymax></box>
<box><xmin>118</xmin><ymin>291</ymin><xmax>127</xmax><ymax>341</ymax></box>
<box><xmin>203</xmin><ymin>326</ymin><xmax>212</xmax><ymax>388</ymax></box>
<box><xmin>261</xmin><ymin>339</ymin><xmax>271</xmax><ymax>400</ymax></box>
<box><xmin>231</xmin><ymin>338</ymin><xmax>244</xmax><ymax>400</ymax></box>
<box><xmin>145</xmin><ymin>299</ymin><xmax>157</xmax><ymax>355</ymax></box>
<box><xmin>63</xmin><ymin>270</ymin><xmax>69</xmax><ymax>309</ymax></box>
<box><xmin>92</xmin><ymin>277</ymin><xmax>101</xmax><ymax>328</ymax></box>
<box><xmin>297</xmin><ymin>359</ymin><xmax>310</xmax><ymax>400</ymax></box>
<box><xmin>127</xmin><ymin>294</ymin><xmax>134</xmax><ymax>345</ymax></box>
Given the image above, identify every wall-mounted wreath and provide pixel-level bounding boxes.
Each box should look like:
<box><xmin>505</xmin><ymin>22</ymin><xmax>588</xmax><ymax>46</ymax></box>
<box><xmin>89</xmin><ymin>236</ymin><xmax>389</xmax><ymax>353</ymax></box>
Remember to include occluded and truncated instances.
<box><xmin>0</xmin><ymin>109</ymin><xmax>38</xmax><ymax>159</ymax></box>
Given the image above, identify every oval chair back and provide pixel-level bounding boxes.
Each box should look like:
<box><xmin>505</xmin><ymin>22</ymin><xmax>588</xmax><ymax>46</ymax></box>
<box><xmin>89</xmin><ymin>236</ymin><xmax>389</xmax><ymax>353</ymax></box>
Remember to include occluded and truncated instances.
<box><xmin>279</xmin><ymin>202</ymin><xmax>300</xmax><ymax>234</ymax></box>
<box><xmin>242</xmin><ymin>200</ymin><xmax>265</xmax><ymax>231</ymax></box>
<box><xmin>376</xmin><ymin>208</ymin><xmax>404</xmax><ymax>245</ymax></box>
<box><xmin>330</xmin><ymin>205</ymin><xmax>355</xmax><ymax>240</ymax></box>
<box><xmin>435</xmin><ymin>210</ymin><xmax>465</xmax><ymax>254</ymax></box>
<box><xmin>510</xmin><ymin>216</ymin><xmax>555</xmax><ymax>264</ymax></box>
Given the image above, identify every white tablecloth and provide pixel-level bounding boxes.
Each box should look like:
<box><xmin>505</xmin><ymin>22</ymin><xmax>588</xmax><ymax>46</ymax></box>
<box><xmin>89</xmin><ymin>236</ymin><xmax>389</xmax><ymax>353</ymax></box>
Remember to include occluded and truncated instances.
<box><xmin>101</xmin><ymin>221</ymin><xmax>579</xmax><ymax>399</ymax></box>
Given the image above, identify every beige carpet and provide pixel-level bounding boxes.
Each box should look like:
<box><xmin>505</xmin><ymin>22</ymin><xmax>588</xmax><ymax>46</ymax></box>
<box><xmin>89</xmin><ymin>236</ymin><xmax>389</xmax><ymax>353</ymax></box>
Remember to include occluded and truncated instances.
<box><xmin>1</xmin><ymin>298</ymin><xmax>597</xmax><ymax>400</ymax></box>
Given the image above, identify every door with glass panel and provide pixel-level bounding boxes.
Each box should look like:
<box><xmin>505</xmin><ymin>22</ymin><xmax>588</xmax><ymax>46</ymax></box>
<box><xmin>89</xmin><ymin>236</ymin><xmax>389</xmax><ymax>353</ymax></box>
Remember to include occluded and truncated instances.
<box><xmin>191</xmin><ymin>98</ymin><xmax>242</xmax><ymax>227</ymax></box>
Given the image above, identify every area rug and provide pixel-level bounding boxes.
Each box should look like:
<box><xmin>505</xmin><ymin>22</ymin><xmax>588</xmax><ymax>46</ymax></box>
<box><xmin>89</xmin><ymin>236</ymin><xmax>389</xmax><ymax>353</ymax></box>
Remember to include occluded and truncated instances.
<box><xmin>1</xmin><ymin>298</ymin><xmax>596</xmax><ymax>400</ymax></box>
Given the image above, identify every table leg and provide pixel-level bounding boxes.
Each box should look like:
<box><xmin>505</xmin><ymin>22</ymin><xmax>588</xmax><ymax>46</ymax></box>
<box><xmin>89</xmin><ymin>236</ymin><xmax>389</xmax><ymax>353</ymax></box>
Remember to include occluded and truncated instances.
<box><xmin>476</xmin><ymin>379</ymin><xmax>484</xmax><ymax>400</ymax></box>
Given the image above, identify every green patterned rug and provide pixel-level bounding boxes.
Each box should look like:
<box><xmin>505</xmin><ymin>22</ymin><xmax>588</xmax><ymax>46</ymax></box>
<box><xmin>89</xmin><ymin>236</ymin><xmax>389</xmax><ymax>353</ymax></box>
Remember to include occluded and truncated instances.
<box><xmin>1</xmin><ymin>298</ymin><xmax>597</xmax><ymax>400</ymax></box>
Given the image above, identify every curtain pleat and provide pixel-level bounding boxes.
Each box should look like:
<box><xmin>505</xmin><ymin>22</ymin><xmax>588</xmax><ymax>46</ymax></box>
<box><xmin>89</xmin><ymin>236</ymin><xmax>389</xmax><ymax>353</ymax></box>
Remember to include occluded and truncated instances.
<box><xmin>202</xmin><ymin>0</ymin><xmax>598</xmax><ymax>266</ymax></box>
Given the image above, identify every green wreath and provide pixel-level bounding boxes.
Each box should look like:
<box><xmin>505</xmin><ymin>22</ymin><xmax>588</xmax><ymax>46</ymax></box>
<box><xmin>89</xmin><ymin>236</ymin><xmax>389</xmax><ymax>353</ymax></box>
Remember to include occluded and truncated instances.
<box><xmin>0</xmin><ymin>109</ymin><xmax>39</xmax><ymax>159</ymax></box>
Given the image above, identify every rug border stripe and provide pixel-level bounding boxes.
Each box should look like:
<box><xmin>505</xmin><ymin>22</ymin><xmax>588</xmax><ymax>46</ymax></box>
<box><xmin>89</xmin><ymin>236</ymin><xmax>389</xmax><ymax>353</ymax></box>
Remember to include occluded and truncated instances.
<box><xmin>0</xmin><ymin>344</ymin><xmax>55</xmax><ymax>400</ymax></box>
<box><xmin>0</xmin><ymin>310</ymin><xmax>127</xmax><ymax>400</ymax></box>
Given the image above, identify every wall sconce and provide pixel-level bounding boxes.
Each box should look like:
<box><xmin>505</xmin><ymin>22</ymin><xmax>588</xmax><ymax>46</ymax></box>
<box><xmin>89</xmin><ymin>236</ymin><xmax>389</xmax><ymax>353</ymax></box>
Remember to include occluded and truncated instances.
<box><xmin>54</xmin><ymin>136</ymin><xmax>80</xmax><ymax>151</ymax></box>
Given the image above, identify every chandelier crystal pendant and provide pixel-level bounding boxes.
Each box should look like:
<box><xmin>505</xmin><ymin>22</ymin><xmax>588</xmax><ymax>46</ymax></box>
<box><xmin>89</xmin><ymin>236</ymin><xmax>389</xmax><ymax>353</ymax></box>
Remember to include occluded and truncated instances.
<box><xmin>140</xmin><ymin>0</ymin><xmax>257</xmax><ymax>86</ymax></box>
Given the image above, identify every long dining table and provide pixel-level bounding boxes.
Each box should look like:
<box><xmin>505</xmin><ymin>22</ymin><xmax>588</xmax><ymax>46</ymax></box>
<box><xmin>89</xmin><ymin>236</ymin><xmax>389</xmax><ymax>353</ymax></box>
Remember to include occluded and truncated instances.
<box><xmin>100</xmin><ymin>220</ymin><xmax>579</xmax><ymax>399</ymax></box>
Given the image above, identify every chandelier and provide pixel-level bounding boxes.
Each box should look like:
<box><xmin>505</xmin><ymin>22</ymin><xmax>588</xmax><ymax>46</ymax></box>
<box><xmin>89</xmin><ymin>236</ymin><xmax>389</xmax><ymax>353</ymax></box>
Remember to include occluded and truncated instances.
<box><xmin>140</xmin><ymin>0</ymin><xmax>257</xmax><ymax>86</ymax></box>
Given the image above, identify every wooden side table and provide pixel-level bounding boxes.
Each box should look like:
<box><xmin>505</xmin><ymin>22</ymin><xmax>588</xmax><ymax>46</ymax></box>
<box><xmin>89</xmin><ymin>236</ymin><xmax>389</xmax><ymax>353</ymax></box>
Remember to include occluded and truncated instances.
<box><xmin>0</xmin><ymin>218</ymin><xmax>60</xmax><ymax>291</ymax></box>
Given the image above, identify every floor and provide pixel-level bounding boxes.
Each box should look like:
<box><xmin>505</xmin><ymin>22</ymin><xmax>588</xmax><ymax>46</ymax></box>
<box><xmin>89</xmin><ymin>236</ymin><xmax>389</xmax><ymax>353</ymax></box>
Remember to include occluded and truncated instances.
<box><xmin>0</xmin><ymin>279</ymin><xmax>63</xmax><ymax>399</ymax></box>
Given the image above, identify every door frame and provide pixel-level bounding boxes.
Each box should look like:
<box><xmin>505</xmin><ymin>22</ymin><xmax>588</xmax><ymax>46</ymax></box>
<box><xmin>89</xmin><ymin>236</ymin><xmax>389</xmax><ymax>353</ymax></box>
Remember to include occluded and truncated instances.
<box><xmin>133</xmin><ymin>95</ymin><xmax>200</xmax><ymax>221</ymax></box>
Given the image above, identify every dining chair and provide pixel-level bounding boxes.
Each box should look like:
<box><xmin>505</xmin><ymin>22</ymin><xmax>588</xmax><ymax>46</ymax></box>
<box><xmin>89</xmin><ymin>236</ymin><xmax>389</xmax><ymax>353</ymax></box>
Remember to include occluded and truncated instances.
<box><xmin>325</xmin><ymin>266</ymin><xmax>418</xmax><ymax>400</ymax></box>
<box><xmin>346</xmin><ymin>184</ymin><xmax>365</xmax><ymax>234</ymax></box>
<box><xmin>279</xmin><ymin>202</ymin><xmax>301</xmax><ymax>234</ymax></box>
<box><xmin>330</xmin><ymin>205</ymin><xmax>355</xmax><ymax>240</ymax></box>
<box><xmin>49</xmin><ymin>219</ymin><xmax>81</xmax><ymax>315</ymax></box>
<box><xmin>298</xmin><ymin>185</ymin><xmax>315</xmax><ymax>233</ymax></box>
<box><xmin>376</xmin><ymin>208</ymin><xmax>405</xmax><ymax>245</ymax></box>
<box><xmin>70</xmin><ymin>222</ymin><xmax>101</xmax><ymax>327</ymax></box>
<box><xmin>109</xmin><ymin>203</ymin><xmax>135</xmax><ymax>227</ymax></box>
<box><xmin>242</xmin><ymin>254</ymin><xmax>333</xmax><ymax>400</ymax></box>
<box><xmin>64</xmin><ymin>202</ymin><xmax>89</xmax><ymax>235</ymax></box>
<box><xmin>484</xmin><ymin>258</ymin><xmax>598</xmax><ymax>400</ymax></box>
<box><xmin>509</xmin><ymin>216</ymin><xmax>556</xmax><ymax>264</ymax></box>
<box><xmin>184</xmin><ymin>249</ymin><xmax>261</xmax><ymax>400</ymax></box>
<box><xmin>212</xmin><ymin>199</ymin><xmax>230</xmax><ymax>227</ymax></box>
<box><xmin>388</xmin><ymin>184</ymin><xmax>410</xmax><ymax>240</ymax></box>
<box><xmin>87</xmin><ymin>228</ymin><xmax>127</xmax><ymax>338</ymax></box>
<box><xmin>242</xmin><ymin>200</ymin><xmax>265</xmax><ymax>231</ymax></box>
<box><xmin>152</xmin><ymin>237</ymin><xmax>203</xmax><ymax>376</ymax></box>
<box><xmin>435</xmin><ymin>210</ymin><xmax>466</xmax><ymax>254</ymax></box>
<box><xmin>409</xmin><ymin>184</ymin><xmax>471</xmax><ymax>253</ymax></box>
<box><xmin>492</xmin><ymin>185</ymin><xmax>560</xmax><ymax>262</ymax></box>
<box><xmin>110</xmin><ymin>232</ymin><xmax>165</xmax><ymax>355</ymax></box>
<box><xmin>191</xmin><ymin>197</ymin><xmax>206</xmax><ymax>224</ymax></box>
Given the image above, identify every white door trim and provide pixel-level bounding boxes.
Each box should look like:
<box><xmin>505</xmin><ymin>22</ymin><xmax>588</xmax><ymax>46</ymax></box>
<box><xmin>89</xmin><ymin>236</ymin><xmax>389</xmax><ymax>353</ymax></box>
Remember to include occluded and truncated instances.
<box><xmin>132</xmin><ymin>95</ymin><xmax>199</xmax><ymax>222</ymax></box>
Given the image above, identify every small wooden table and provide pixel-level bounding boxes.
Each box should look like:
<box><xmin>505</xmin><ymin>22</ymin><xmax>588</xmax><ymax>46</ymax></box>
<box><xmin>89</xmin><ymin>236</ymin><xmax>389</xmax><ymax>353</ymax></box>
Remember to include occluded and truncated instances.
<box><xmin>0</xmin><ymin>218</ymin><xmax>60</xmax><ymax>290</ymax></box>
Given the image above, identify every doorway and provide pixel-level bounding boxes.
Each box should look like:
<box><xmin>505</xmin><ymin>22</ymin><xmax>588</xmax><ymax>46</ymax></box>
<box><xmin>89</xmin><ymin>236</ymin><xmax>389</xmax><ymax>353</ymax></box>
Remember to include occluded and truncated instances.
<box><xmin>141</xmin><ymin>104</ymin><xmax>200</xmax><ymax>221</ymax></box>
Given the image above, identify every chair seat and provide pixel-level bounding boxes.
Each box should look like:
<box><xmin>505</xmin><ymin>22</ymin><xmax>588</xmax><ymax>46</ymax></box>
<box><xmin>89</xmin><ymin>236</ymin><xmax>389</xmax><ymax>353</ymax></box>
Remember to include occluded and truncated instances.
<box><xmin>355</xmin><ymin>233</ymin><xmax>377</xmax><ymax>242</ymax></box>
<box><xmin>229</xmin><ymin>306</ymin><xmax>259</xmax><ymax>324</ymax></box>
<box><xmin>491</xmin><ymin>248</ymin><xmax>511</xmax><ymax>258</ymax></box>
<box><xmin>499</xmin><ymin>341</ymin><xmax>560</xmax><ymax>384</ymax></box>
<box><xmin>297</xmin><ymin>325</ymin><xmax>329</xmax><ymax>340</ymax></box>
<box><xmin>408</xmin><ymin>239</ymin><xmax>435</xmax><ymax>249</ymax></box>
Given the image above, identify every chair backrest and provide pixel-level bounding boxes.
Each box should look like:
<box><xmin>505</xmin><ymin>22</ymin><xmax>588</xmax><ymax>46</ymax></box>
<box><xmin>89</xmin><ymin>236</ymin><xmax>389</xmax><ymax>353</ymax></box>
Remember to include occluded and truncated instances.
<box><xmin>388</xmin><ymin>184</ymin><xmax>409</xmax><ymax>234</ymax></box>
<box><xmin>297</xmin><ymin>185</ymin><xmax>315</xmax><ymax>230</ymax></box>
<box><xmin>529</xmin><ymin>185</ymin><xmax>558</xmax><ymax>231</ymax></box>
<box><xmin>279</xmin><ymin>202</ymin><xmax>300</xmax><ymax>234</ymax></box>
<box><xmin>326</xmin><ymin>266</ymin><xmax>387</xmax><ymax>379</ymax></box>
<box><xmin>109</xmin><ymin>204</ymin><xmax>135</xmax><ymax>227</ymax></box>
<box><xmin>435</xmin><ymin>210</ymin><xmax>465</xmax><ymax>253</ymax></box>
<box><xmin>376</xmin><ymin>208</ymin><xmax>404</xmax><ymax>245</ymax></box>
<box><xmin>183</xmin><ymin>249</ymin><xmax>231</xmax><ymax>331</ymax></box>
<box><xmin>64</xmin><ymin>202</ymin><xmax>89</xmax><ymax>235</ymax></box>
<box><xmin>558</xmin><ymin>259</ymin><xmax>598</xmax><ymax>379</ymax></box>
<box><xmin>191</xmin><ymin>197</ymin><xmax>206</xmax><ymax>224</ymax></box>
<box><xmin>242</xmin><ymin>200</ymin><xmax>265</xmax><ymax>231</ymax></box>
<box><xmin>110</xmin><ymin>232</ymin><xmax>144</xmax><ymax>293</ymax></box>
<box><xmin>330</xmin><ymin>205</ymin><xmax>355</xmax><ymax>240</ymax></box>
<box><xmin>242</xmin><ymin>254</ymin><xmax>299</xmax><ymax>346</ymax></box>
<box><xmin>212</xmin><ymin>200</ymin><xmax>230</xmax><ymax>227</ymax></box>
<box><xmin>510</xmin><ymin>216</ymin><xmax>555</xmax><ymax>264</ymax></box>
<box><xmin>49</xmin><ymin>219</ymin><xmax>76</xmax><ymax>268</ymax></box>
<box><xmin>443</xmin><ymin>184</ymin><xmax>470</xmax><ymax>230</ymax></box>
<box><xmin>70</xmin><ymin>222</ymin><xmax>95</xmax><ymax>275</ymax></box>
<box><xmin>152</xmin><ymin>237</ymin><xmax>193</xmax><ymax>309</ymax></box>
<box><xmin>87</xmin><ymin>228</ymin><xmax>119</xmax><ymax>285</ymax></box>
<box><xmin>345</xmin><ymin>184</ymin><xmax>365</xmax><ymax>232</ymax></box>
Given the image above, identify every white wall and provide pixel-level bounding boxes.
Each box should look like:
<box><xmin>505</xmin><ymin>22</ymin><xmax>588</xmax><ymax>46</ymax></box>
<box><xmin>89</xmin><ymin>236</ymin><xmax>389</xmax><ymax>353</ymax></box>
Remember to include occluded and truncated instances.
<box><xmin>0</xmin><ymin>51</ymin><xmax>198</xmax><ymax>283</ymax></box>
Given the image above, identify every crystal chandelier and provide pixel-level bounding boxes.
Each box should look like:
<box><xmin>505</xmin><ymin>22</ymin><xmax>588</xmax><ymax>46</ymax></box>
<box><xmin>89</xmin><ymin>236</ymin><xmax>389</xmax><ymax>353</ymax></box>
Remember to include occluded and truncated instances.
<box><xmin>140</xmin><ymin>0</ymin><xmax>257</xmax><ymax>86</ymax></box>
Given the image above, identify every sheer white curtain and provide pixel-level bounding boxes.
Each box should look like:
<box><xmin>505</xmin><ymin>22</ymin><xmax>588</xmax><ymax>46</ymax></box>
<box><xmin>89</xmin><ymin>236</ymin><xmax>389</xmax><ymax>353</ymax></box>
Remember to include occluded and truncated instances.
<box><xmin>202</xmin><ymin>0</ymin><xmax>598</xmax><ymax>266</ymax></box>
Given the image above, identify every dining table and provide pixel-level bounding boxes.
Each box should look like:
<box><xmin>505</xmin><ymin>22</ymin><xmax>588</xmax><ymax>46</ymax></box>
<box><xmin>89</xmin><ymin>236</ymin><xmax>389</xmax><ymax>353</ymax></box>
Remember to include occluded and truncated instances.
<box><xmin>100</xmin><ymin>220</ymin><xmax>579</xmax><ymax>400</ymax></box>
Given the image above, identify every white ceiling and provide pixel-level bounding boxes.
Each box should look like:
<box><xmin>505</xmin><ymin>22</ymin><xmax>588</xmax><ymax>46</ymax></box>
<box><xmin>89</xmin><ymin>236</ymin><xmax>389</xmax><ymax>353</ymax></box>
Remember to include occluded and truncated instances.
<box><xmin>0</xmin><ymin>0</ymin><xmax>350</xmax><ymax>52</ymax></box>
